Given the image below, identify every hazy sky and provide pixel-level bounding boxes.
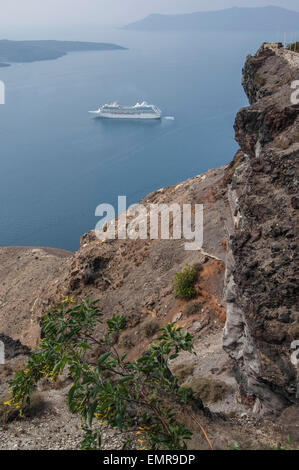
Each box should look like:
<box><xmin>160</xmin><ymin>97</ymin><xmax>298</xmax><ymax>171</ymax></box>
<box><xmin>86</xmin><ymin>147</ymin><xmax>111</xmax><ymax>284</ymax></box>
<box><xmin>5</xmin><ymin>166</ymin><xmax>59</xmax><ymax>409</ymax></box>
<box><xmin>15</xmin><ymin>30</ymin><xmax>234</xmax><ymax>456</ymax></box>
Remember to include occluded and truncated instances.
<box><xmin>1</xmin><ymin>0</ymin><xmax>299</xmax><ymax>29</ymax></box>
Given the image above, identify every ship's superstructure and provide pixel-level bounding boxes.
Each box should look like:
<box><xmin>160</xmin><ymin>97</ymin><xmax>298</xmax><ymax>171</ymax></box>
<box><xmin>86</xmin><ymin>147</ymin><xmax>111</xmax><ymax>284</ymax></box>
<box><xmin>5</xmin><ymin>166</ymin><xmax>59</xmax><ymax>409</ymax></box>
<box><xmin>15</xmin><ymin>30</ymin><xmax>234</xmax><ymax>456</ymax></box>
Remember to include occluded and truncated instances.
<box><xmin>89</xmin><ymin>101</ymin><xmax>162</xmax><ymax>119</ymax></box>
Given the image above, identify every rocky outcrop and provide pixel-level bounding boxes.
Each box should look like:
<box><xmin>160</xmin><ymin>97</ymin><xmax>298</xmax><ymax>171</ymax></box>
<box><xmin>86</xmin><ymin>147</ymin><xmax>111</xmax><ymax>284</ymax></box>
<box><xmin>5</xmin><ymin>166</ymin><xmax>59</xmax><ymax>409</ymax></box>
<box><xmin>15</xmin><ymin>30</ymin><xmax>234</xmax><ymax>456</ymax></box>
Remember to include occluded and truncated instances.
<box><xmin>223</xmin><ymin>43</ymin><xmax>299</xmax><ymax>413</ymax></box>
<box><xmin>0</xmin><ymin>334</ymin><xmax>30</xmax><ymax>360</ymax></box>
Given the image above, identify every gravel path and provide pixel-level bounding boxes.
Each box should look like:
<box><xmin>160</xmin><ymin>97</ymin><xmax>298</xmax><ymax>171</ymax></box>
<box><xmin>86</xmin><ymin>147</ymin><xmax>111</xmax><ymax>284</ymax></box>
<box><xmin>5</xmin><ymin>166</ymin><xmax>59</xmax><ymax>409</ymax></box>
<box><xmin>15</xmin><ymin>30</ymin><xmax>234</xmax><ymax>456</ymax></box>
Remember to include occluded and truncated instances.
<box><xmin>0</xmin><ymin>387</ymin><xmax>127</xmax><ymax>450</ymax></box>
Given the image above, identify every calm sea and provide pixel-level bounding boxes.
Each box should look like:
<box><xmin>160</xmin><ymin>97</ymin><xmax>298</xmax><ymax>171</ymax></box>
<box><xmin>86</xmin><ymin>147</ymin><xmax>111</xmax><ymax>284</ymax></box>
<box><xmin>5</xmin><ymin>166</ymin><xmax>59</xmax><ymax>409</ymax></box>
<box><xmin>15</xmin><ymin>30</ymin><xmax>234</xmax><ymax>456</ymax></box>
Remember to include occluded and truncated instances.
<box><xmin>0</xmin><ymin>29</ymin><xmax>285</xmax><ymax>250</ymax></box>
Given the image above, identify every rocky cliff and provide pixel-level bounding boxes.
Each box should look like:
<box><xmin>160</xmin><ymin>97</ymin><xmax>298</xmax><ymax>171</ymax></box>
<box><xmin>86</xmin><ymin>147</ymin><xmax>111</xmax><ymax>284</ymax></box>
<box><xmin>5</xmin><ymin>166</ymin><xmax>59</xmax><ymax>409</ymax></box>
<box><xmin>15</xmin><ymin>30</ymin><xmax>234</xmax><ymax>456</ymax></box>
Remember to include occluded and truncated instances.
<box><xmin>223</xmin><ymin>43</ymin><xmax>298</xmax><ymax>414</ymax></box>
<box><xmin>0</xmin><ymin>44</ymin><xmax>298</xmax><ymax>448</ymax></box>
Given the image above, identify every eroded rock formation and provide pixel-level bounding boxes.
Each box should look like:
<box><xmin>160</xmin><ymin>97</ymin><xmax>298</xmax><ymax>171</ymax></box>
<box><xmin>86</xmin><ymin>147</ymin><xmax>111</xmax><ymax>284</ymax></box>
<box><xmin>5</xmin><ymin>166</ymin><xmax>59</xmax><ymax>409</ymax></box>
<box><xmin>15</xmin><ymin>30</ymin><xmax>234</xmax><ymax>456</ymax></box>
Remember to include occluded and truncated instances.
<box><xmin>223</xmin><ymin>43</ymin><xmax>299</xmax><ymax>413</ymax></box>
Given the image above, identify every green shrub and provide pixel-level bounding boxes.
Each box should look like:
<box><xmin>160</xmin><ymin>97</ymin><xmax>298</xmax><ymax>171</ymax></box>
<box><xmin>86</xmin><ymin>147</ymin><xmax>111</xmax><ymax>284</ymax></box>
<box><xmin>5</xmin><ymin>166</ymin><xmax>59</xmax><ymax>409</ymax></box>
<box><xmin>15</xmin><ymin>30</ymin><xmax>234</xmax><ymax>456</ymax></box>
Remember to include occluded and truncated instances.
<box><xmin>8</xmin><ymin>298</ymin><xmax>196</xmax><ymax>450</ymax></box>
<box><xmin>173</xmin><ymin>266</ymin><xmax>197</xmax><ymax>299</ymax></box>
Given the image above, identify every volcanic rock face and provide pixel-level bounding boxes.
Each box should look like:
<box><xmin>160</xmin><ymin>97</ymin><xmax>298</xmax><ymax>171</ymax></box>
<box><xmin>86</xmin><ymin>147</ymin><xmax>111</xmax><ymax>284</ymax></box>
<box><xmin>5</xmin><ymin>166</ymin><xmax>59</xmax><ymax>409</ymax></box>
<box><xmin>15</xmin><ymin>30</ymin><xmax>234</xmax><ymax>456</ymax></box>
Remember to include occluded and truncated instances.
<box><xmin>223</xmin><ymin>43</ymin><xmax>299</xmax><ymax>413</ymax></box>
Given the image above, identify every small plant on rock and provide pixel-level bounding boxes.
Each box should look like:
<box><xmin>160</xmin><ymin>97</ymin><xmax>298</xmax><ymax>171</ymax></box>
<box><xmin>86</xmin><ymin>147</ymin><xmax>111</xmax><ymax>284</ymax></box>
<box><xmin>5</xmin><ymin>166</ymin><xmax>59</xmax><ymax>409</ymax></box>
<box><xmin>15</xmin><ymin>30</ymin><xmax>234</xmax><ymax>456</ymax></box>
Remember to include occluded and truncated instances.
<box><xmin>173</xmin><ymin>265</ymin><xmax>197</xmax><ymax>300</ymax></box>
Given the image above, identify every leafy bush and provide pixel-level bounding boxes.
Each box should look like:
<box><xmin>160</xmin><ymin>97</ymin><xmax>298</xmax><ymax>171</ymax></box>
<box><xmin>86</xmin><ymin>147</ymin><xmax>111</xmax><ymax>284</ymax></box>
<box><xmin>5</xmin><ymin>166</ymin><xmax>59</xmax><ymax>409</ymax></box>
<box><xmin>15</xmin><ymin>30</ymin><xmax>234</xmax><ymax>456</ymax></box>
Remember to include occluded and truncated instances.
<box><xmin>173</xmin><ymin>266</ymin><xmax>197</xmax><ymax>299</ymax></box>
<box><xmin>8</xmin><ymin>298</ymin><xmax>201</xmax><ymax>450</ymax></box>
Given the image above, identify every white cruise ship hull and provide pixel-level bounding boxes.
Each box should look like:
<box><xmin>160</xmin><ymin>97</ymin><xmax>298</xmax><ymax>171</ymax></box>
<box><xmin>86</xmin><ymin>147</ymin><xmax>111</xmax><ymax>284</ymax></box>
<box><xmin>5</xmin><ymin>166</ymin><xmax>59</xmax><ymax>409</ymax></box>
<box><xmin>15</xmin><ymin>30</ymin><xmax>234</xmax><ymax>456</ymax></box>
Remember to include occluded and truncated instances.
<box><xmin>89</xmin><ymin>111</ymin><xmax>161</xmax><ymax>119</ymax></box>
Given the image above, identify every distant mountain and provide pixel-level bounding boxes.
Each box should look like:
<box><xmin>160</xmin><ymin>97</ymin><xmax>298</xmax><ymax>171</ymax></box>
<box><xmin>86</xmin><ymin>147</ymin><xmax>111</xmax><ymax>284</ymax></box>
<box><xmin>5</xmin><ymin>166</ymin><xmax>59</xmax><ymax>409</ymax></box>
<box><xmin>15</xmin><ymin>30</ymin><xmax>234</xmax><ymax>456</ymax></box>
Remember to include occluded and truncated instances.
<box><xmin>124</xmin><ymin>6</ymin><xmax>299</xmax><ymax>31</ymax></box>
<box><xmin>0</xmin><ymin>40</ymin><xmax>127</xmax><ymax>65</ymax></box>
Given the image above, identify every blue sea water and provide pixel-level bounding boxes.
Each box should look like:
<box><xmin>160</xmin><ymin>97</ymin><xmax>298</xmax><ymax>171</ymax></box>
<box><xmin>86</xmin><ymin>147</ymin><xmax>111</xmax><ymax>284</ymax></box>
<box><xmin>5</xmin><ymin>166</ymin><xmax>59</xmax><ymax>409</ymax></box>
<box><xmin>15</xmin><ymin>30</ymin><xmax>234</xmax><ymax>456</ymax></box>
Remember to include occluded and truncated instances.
<box><xmin>0</xmin><ymin>29</ymin><xmax>286</xmax><ymax>251</ymax></box>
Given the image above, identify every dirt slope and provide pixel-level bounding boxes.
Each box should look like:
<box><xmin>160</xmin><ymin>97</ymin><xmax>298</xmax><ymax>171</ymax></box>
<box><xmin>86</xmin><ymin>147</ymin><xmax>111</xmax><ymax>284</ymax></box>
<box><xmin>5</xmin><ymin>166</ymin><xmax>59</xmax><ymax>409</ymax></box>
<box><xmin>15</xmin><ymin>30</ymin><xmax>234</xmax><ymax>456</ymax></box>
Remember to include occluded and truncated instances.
<box><xmin>0</xmin><ymin>247</ymin><xmax>71</xmax><ymax>349</ymax></box>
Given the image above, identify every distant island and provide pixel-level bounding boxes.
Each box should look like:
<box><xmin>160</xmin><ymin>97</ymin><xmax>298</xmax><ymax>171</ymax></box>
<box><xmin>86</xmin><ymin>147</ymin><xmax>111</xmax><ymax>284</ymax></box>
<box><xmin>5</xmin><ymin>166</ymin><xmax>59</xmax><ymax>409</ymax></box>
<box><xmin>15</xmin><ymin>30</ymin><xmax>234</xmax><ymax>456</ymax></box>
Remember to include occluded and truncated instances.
<box><xmin>124</xmin><ymin>6</ymin><xmax>299</xmax><ymax>31</ymax></box>
<box><xmin>0</xmin><ymin>62</ymin><xmax>10</xmax><ymax>67</ymax></box>
<box><xmin>0</xmin><ymin>40</ymin><xmax>127</xmax><ymax>65</ymax></box>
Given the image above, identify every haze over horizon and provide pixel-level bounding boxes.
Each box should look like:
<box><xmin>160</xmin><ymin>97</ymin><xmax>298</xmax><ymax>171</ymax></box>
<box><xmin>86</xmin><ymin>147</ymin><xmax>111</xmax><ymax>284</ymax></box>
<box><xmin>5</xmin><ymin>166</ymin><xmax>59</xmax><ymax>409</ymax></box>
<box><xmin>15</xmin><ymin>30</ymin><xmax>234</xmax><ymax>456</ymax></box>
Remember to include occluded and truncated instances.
<box><xmin>1</xmin><ymin>1</ymin><xmax>299</xmax><ymax>35</ymax></box>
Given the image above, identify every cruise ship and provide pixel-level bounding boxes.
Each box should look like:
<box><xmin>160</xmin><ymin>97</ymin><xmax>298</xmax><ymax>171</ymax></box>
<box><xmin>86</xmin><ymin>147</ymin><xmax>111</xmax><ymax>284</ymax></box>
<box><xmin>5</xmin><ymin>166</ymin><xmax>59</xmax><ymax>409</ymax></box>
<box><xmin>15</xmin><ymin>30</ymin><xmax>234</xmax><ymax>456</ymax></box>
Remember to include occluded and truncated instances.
<box><xmin>89</xmin><ymin>101</ymin><xmax>162</xmax><ymax>119</ymax></box>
